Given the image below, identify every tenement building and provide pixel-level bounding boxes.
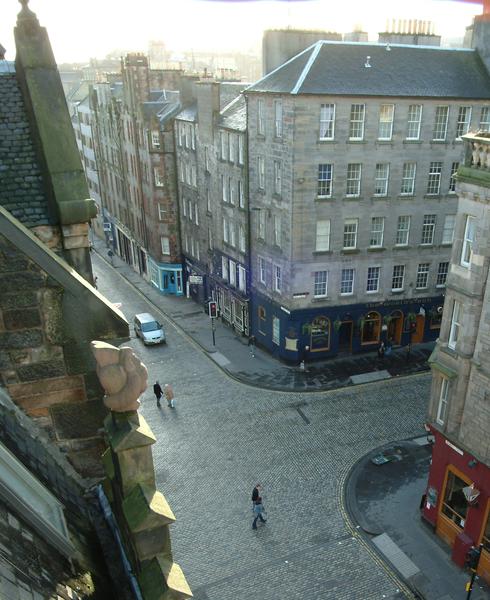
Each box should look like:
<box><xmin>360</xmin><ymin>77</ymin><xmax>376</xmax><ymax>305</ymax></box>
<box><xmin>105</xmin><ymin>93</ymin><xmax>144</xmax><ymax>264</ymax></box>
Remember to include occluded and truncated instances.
<box><xmin>175</xmin><ymin>82</ymin><xmax>250</xmax><ymax>333</ymax></box>
<box><xmin>244</xmin><ymin>40</ymin><xmax>490</xmax><ymax>362</ymax></box>
<box><xmin>423</xmin><ymin>131</ymin><xmax>490</xmax><ymax>585</ymax></box>
<box><xmin>91</xmin><ymin>57</ymin><xmax>188</xmax><ymax>293</ymax></box>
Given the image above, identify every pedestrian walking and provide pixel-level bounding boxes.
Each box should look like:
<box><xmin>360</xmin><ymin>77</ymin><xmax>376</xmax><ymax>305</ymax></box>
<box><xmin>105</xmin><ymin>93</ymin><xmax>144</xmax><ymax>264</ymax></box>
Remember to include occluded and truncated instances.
<box><xmin>153</xmin><ymin>381</ymin><xmax>163</xmax><ymax>408</ymax></box>
<box><xmin>252</xmin><ymin>496</ymin><xmax>267</xmax><ymax>529</ymax></box>
<box><xmin>377</xmin><ymin>341</ymin><xmax>385</xmax><ymax>358</ymax></box>
<box><xmin>164</xmin><ymin>383</ymin><xmax>174</xmax><ymax>408</ymax></box>
<box><xmin>252</xmin><ymin>483</ymin><xmax>262</xmax><ymax>510</ymax></box>
<box><xmin>93</xmin><ymin>276</ymin><xmax>98</xmax><ymax>290</ymax></box>
<box><xmin>248</xmin><ymin>335</ymin><xmax>256</xmax><ymax>358</ymax></box>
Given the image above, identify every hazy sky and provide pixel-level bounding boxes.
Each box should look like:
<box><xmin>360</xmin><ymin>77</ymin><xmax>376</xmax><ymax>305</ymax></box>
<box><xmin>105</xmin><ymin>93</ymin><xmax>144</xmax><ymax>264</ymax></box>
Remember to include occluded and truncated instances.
<box><xmin>0</xmin><ymin>0</ymin><xmax>483</xmax><ymax>63</ymax></box>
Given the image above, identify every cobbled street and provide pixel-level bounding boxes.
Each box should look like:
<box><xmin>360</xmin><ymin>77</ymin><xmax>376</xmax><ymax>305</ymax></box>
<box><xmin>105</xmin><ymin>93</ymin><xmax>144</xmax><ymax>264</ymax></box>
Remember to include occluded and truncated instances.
<box><xmin>94</xmin><ymin>254</ymin><xmax>430</xmax><ymax>600</ymax></box>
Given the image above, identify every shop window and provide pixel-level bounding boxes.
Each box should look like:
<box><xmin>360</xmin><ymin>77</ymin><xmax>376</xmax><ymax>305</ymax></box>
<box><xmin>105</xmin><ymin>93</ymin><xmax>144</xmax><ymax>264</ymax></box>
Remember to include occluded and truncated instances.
<box><xmin>310</xmin><ymin>316</ymin><xmax>330</xmax><ymax>351</ymax></box>
<box><xmin>258</xmin><ymin>306</ymin><xmax>266</xmax><ymax>335</ymax></box>
<box><xmin>361</xmin><ymin>312</ymin><xmax>381</xmax><ymax>345</ymax></box>
<box><xmin>272</xmin><ymin>316</ymin><xmax>280</xmax><ymax>345</ymax></box>
<box><xmin>441</xmin><ymin>470</ymin><xmax>469</xmax><ymax>529</ymax></box>
<box><xmin>430</xmin><ymin>306</ymin><xmax>443</xmax><ymax>330</ymax></box>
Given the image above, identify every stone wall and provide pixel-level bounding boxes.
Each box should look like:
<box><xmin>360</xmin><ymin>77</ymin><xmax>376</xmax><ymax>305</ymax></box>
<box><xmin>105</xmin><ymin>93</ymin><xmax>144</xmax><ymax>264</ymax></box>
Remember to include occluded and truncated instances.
<box><xmin>0</xmin><ymin>229</ymin><xmax>129</xmax><ymax>478</ymax></box>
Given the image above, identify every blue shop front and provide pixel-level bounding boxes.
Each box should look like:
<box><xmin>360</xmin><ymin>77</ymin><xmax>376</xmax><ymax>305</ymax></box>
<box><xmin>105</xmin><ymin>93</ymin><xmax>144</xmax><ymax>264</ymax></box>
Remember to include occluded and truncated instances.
<box><xmin>148</xmin><ymin>257</ymin><xmax>184</xmax><ymax>295</ymax></box>
<box><xmin>251</xmin><ymin>291</ymin><xmax>444</xmax><ymax>363</ymax></box>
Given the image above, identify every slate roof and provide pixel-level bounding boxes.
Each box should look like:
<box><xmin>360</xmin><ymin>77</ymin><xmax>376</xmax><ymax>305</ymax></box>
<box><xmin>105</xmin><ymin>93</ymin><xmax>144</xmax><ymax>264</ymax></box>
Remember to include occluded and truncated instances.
<box><xmin>177</xmin><ymin>103</ymin><xmax>197</xmax><ymax>122</ymax></box>
<box><xmin>246</xmin><ymin>41</ymin><xmax>490</xmax><ymax>99</ymax></box>
<box><xmin>219</xmin><ymin>94</ymin><xmax>246</xmax><ymax>131</ymax></box>
<box><xmin>0</xmin><ymin>71</ymin><xmax>50</xmax><ymax>226</ymax></box>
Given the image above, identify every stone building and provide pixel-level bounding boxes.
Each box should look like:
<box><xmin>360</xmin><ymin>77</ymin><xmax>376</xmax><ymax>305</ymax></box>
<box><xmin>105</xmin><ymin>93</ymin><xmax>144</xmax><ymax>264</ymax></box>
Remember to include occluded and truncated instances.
<box><xmin>90</xmin><ymin>57</ymin><xmax>187</xmax><ymax>294</ymax></box>
<box><xmin>244</xmin><ymin>40</ymin><xmax>490</xmax><ymax>362</ymax></box>
<box><xmin>422</xmin><ymin>131</ymin><xmax>490</xmax><ymax>585</ymax></box>
<box><xmin>0</xmin><ymin>5</ymin><xmax>191</xmax><ymax>598</ymax></box>
<box><xmin>71</xmin><ymin>93</ymin><xmax>104</xmax><ymax>240</ymax></box>
<box><xmin>175</xmin><ymin>82</ymin><xmax>250</xmax><ymax>332</ymax></box>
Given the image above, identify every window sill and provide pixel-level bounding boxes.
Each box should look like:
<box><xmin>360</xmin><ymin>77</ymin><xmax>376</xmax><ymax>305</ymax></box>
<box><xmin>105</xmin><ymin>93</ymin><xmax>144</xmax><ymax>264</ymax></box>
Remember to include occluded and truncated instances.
<box><xmin>430</xmin><ymin>140</ymin><xmax>448</xmax><ymax>145</ymax></box>
<box><xmin>312</xmin><ymin>250</ymin><xmax>332</xmax><ymax>256</ymax></box>
<box><xmin>317</xmin><ymin>139</ymin><xmax>337</xmax><ymax>144</ymax></box>
<box><xmin>391</xmin><ymin>290</ymin><xmax>404</xmax><ymax>295</ymax></box>
<box><xmin>435</xmin><ymin>284</ymin><xmax>446</xmax><ymax>289</ymax></box>
<box><xmin>311</xmin><ymin>296</ymin><xmax>330</xmax><ymax>302</ymax></box>
<box><xmin>418</xmin><ymin>244</ymin><xmax>434</xmax><ymax>249</ymax></box>
<box><xmin>346</xmin><ymin>139</ymin><xmax>367</xmax><ymax>144</ymax></box>
<box><xmin>392</xmin><ymin>245</ymin><xmax>410</xmax><ymax>250</ymax></box>
<box><xmin>398</xmin><ymin>194</ymin><xmax>415</xmax><ymax>199</ymax></box>
<box><xmin>403</xmin><ymin>139</ymin><xmax>422</xmax><ymax>144</ymax></box>
<box><xmin>424</xmin><ymin>194</ymin><xmax>442</xmax><ymax>199</ymax></box>
<box><xmin>372</xmin><ymin>195</ymin><xmax>390</xmax><ymax>200</ymax></box>
<box><xmin>367</xmin><ymin>246</ymin><xmax>386</xmax><ymax>252</ymax></box>
<box><xmin>414</xmin><ymin>287</ymin><xmax>429</xmax><ymax>293</ymax></box>
<box><xmin>340</xmin><ymin>293</ymin><xmax>355</xmax><ymax>297</ymax></box>
<box><xmin>366</xmin><ymin>291</ymin><xmax>381</xmax><ymax>295</ymax></box>
<box><xmin>343</xmin><ymin>196</ymin><xmax>361</xmax><ymax>201</ymax></box>
<box><xmin>341</xmin><ymin>248</ymin><xmax>360</xmax><ymax>254</ymax></box>
<box><xmin>315</xmin><ymin>196</ymin><xmax>334</xmax><ymax>201</ymax></box>
<box><xmin>376</xmin><ymin>140</ymin><xmax>394</xmax><ymax>145</ymax></box>
<box><xmin>440</xmin><ymin>242</ymin><xmax>453</xmax><ymax>247</ymax></box>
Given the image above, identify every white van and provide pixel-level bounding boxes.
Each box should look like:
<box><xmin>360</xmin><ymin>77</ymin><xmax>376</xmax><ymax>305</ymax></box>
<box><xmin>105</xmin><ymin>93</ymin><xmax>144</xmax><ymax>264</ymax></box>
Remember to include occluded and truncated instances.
<box><xmin>134</xmin><ymin>313</ymin><xmax>166</xmax><ymax>345</ymax></box>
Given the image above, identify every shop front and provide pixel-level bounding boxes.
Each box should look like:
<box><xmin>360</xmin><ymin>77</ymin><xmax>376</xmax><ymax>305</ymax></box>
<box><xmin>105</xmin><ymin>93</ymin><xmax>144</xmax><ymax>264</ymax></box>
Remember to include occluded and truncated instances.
<box><xmin>423</xmin><ymin>428</ymin><xmax>490</xmax><ymax>585</ymax></box>
<box><xmin>210</xmin><ymin>275</ymin><xmax>249</xmax><ymax>336</ymax></box>
<box><xmin>148</xmin><ymin>257</ymin><xmax>183</xmax><ymax>295</ymax></box>
<box><xmin>250</xmin><ymin>293</ymin><xmax>444</xmax><ymax>363</ymax></box>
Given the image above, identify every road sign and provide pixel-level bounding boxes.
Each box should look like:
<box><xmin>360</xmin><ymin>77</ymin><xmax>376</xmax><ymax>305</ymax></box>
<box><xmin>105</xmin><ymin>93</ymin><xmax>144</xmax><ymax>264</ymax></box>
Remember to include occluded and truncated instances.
<box><xmin>189</xmin><ymin>275</ymin><xmax>203</xmax><ymax>284</ymax></box>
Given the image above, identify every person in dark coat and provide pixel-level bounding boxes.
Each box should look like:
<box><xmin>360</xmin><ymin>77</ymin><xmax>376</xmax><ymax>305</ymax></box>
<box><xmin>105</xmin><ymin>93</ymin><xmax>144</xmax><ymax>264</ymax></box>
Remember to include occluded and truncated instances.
<box><xmin>153</xmin><ymin>381</ymin><xmax>163</xmax><ymax>408</ymax></box>
<box><xmin>252</xmin><ymin>483</ymin><xmax>262</xmax><ymax>509</ymax></box>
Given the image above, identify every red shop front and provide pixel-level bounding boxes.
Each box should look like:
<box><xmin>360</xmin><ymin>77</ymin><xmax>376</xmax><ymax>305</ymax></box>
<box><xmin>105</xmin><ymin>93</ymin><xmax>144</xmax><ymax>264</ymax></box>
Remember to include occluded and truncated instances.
<box><xmin>422</xmin><ymin>428</ymin><xmax>490</xmax><ymax>584</ymax></box>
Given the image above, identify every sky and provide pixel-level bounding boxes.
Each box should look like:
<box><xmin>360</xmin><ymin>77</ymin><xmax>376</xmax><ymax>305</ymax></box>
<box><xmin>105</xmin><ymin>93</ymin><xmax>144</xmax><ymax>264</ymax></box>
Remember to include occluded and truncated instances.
<box><xmin>0</xmin><ymin>0</ymin><xmax>484</xmax><ymax>63</ymax></box>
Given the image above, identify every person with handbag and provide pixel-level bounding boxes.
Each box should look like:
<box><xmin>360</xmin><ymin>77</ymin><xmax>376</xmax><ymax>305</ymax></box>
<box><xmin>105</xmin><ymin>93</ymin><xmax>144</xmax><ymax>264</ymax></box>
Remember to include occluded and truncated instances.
<box><xmin>252</xmin><ymin>496</ymin><xmax>267</xmax><ymax>529</ymax></box>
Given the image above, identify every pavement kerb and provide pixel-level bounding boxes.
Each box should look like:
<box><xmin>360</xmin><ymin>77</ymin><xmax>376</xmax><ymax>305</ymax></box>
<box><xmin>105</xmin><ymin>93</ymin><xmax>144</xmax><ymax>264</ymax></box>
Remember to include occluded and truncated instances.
<box><xmin>341</xmin><ymin>435</ymin><xmax>430</xmax><ymax>600</ymax></box>
<box><xmin>94</xmin><ymin>247</ymin><xmax>430</xmax><ymax>394</ymax></box>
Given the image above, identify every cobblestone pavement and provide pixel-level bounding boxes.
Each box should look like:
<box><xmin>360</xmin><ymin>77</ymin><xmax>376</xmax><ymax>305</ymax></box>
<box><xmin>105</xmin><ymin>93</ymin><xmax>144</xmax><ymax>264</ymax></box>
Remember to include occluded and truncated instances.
<box><xmin>94</xmin><ymin>254</ymin><xmax>430</xmax><ymax>600</ymax></box>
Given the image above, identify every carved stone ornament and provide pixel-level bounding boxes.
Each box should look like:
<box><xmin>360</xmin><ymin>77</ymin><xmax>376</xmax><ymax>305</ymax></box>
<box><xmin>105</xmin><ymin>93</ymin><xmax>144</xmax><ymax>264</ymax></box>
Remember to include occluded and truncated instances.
<box><xmin>91</xmin><ymin>341</ymin><xmax>148</xmax><ymax>412</ymax></box>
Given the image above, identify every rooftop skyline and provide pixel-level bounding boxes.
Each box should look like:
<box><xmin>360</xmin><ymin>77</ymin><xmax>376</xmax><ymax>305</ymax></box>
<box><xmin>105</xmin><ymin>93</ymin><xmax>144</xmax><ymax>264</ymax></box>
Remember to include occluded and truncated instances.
<box><xmin>0</xmin><ymin>0</ymin><xmax>484</xmax><ymax>64</ymax></box>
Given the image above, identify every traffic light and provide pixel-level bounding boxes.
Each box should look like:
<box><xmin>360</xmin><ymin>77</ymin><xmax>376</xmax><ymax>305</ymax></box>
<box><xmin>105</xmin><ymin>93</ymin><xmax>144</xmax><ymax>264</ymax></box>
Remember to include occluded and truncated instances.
<box><xmin>209</xmin><ymin>301</ymin><xmax>217</xmax><ymax>318</ymax></box>
<box><xmin>465</xmin><ymin>546</ymin><xmax>481</xmax><ymax>571</ymax></box>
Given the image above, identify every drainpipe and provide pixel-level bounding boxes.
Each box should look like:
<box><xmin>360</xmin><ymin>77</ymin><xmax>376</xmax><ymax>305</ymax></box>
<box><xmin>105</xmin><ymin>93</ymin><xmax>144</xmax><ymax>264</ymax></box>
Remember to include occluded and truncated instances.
<box><xmin>95</xmin><ymin>484</ymin><xmax>143</xmax><ymax>600</ymax></box>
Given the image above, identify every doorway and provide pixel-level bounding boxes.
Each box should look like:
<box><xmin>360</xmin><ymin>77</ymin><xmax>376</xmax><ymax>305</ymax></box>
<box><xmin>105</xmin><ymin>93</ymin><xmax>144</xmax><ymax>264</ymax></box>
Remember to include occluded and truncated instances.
<box><xmin>388</xmin><ymin>310</ymin><xmax>403</xmax><ymax>345</ymax></box>
<box><xmin>412</xmin><ymin>315</ymin><xmax>425</xmax><ymax>344</ymax></box>
<box><xmin>338</xmin><ymin>321</ymin><xmax>353</xmax><ymax>353</ymax></box>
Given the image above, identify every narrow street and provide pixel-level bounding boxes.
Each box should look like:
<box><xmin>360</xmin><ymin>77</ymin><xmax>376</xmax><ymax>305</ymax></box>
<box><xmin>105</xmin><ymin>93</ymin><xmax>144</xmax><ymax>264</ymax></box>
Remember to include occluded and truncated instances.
<box><xmin>94</xmin><ymin>253</ymin><xmax>430</xmax><ymax>600</ymax></box>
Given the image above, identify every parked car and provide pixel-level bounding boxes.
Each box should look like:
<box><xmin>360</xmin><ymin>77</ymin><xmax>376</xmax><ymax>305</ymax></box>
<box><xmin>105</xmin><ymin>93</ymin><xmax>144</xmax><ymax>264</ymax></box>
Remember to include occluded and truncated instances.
<box><xmin>134</xmin><ymin>313</ymin><xmax>166</xmax><ymax>345</ymax></box>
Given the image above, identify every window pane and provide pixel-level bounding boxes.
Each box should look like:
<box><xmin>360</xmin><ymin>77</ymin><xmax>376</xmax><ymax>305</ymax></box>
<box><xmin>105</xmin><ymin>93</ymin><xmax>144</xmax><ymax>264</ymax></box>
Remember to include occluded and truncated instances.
<box><xmin>346</xmin><ymin>163</ymin><xmax>361</xmax><ymax>196</ymax></box>
<box><xmin>370</xmin><ymin>217</ymin><xmax>384</xmax><ymax>247</ymax></box>
<box><xmin>374</xmin><ymin>164</ymin><xmax>389</xmax><ymax>196</ymax></box>
<box><xmin>318</xmin><ymin>164</ymin><xmax>333</xmax><ymax>197</ymax></box>
<box><xmin>437</xmin><ymin>262</ymin><xmax>449</xmax><ymax>287</ymax></box>
<box><xmin>349</xmin><ymin>104</ymin><xmax>365</xmax><ymax>139</ymax></box>
<box><xmin>421</xmin><ymin>214</ymin><xmax>436</xmax><ymax>244</ymax></box>
<box><xmin>407</xmin><ymin>104</ymin><xmax>422</xmax><ymax>139</ymax></box>
<box><xmin>401</xmin><ymin>162</ymin><xmax>416</xmax><ymax>195</ymax></box>
<box><xmin>314</xmin><ymin>271</ymin><xmax>328</xmax><ymax>297</ymax></box>
<box><xmin>320</xmin><ymin>103</ymin><xmax>335</xmax><ymax>139</ymax></box>
<box><xmin>416</xmin><ymin>263</ymin><xmax>430</xmax><ymax>289</ymax></box>
<box><xmin>392</xmin><ymin>265</ymin><xmax>405</xmax><ymax>290</ymax></box>
<box><xmin>378</xmin><ymin>104</ymin><xmax>394</xmax><ymax>139</ymax></box>
<box><xmin>343</xmin><ymin>219</ymin><xmax>358</xmax><ymax>248</ymax></box>
<box><xmin>456</xmin><ymin>106</ymin><xmax>471</xmax><ymax>139</ymax></box>
<box><xmin>427</xmin><ymin>162</ymin><xmax>442</xmax><ymax>195</ymax></box>
<box><xmin>396</xmin><ymin>215</ymin><xmax>410</xmax><ymax>245</ymax></box>
<box><xmin>316</xmin><ymin>220</ymin><xmax>331</xmax><ymax>251</ymax></box>
<box><xmin>366</xmin><ymin>266</ymin><xmax>380</xmax><ymax>292</ymax></box>
<box><xmin>340</xmin><ymin>268</ymin><xmax>354</xmax><ymax>294</ymax></box>
<box><xmin>433</xmin><ymin>106</ymin><xmax>449</xmax><ymax>140</ymax></box>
